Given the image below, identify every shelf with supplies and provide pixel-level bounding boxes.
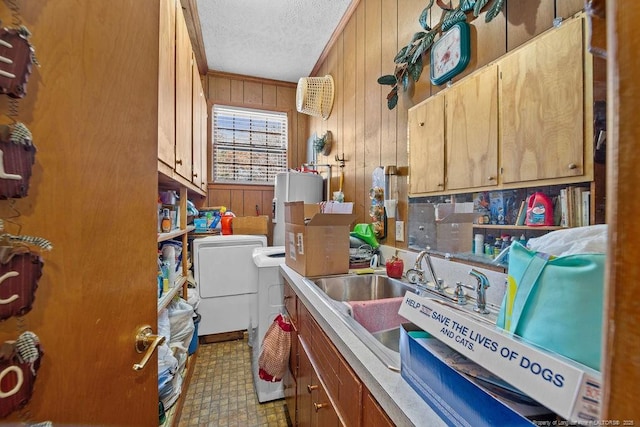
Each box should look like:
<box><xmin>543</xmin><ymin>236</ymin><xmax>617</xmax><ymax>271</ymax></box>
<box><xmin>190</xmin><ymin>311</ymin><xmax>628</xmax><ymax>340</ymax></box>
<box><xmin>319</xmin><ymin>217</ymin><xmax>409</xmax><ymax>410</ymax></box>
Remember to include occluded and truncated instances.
<box><xmin>157</xmin><ymin>275</ymin><xmax>187</xmax><ymax>313</ymax></box>
<box><xmin>473</xmin><ymin>224</ymin><xmax>563</xmax><ymax>231</ymax></box>
<box><xmin>158</xmin><ymin>225</ymin><xmax>195</xmax><ymax>243</ymax></box>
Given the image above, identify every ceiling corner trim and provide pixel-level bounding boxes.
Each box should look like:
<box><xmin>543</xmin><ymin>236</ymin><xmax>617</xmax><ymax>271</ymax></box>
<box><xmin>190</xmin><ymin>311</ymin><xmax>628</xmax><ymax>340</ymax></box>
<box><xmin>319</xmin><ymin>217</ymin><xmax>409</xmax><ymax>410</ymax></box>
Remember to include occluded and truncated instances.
<box><xmin>180</xmin><ymin>0</ymin><xmax>208</xmax><ymax>75</ymax></box>
<box><xmin>309</xmin><ymin>0</ymin><xmax>361</xmax><ymax>77</ymax></box>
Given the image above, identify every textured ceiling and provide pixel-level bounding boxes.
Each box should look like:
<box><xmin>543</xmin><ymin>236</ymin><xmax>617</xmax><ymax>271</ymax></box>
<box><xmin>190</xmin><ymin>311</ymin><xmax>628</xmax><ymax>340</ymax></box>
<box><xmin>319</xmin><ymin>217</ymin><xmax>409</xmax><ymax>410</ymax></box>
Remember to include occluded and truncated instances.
<box><xmin>196</xmin><ymin>0</ymin><xmax>352</xmax><ymax>83</ymax></box>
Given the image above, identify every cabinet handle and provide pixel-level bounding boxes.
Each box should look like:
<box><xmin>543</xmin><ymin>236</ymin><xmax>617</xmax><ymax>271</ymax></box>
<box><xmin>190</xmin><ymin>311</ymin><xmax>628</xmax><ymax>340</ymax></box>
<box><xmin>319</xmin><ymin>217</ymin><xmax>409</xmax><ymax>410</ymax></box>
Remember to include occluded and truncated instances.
<box><xmin>437</xmin><ymin>183</ymin><xmax>444</xmax><ymax>187</ymax></box>
<box><xmin>314</xmin><ymin>402</ymin><xmax>329</xmax><ymax>412</ymax></box>
<box><xmin>175</xmin><ymin>159</ymin><xmax>183</xmax><ymax>165</ymax></box>
<box><xmin>307</xmin><ymin>384</ymin><xmax>318</xmax><ymax>393</ymax></box>
<box><xmin>487</xmin><ymin>176</ymin><xmax>495</xmax><ymax>181</ymax></box>
<box><xmin>193</xmin><ymin>172</ymin><xmax>198</xmax><ymax>178</ymax></box>
<box><xmin>419</xmin><ymin>122</ymin><xmax>425</xmax><ymax>127</ymax></box>
<box><xmin>568</xmin><ymin>163</ymin><xmax>577</xmax><ymax>170</ymax></box>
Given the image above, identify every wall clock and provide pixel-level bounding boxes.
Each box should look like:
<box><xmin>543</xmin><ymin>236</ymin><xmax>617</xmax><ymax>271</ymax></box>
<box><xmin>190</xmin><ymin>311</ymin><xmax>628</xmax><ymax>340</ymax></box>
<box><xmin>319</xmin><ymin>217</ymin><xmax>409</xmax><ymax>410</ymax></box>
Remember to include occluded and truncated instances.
<box><xmin>430</xmin><ymin>21</ymin><xmax>471</xmax><ymax>86</ymax></box>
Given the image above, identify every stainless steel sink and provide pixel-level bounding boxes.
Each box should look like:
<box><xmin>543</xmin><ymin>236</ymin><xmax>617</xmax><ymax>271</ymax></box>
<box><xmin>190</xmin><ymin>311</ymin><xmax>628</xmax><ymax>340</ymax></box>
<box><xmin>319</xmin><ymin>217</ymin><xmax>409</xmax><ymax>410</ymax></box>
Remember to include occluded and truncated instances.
<box><xmin>305</xmin><ymin>272</ymin><xmax>500</xmax><ymax>371</ymax></box>
<box><xmin>371</xmin><ymin>327</ymin><xmax>402</xmax><ymax>353</ymax></box>
<box><xmin>312</xmin><ymin>274</ymin><xmax>416</xmax><ymax>301</ymax></box>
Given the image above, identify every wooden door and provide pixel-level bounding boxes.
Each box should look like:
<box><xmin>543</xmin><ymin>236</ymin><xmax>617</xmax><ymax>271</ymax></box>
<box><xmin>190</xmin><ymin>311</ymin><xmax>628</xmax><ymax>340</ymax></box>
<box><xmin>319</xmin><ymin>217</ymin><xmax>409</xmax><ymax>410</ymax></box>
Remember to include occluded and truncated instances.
<box><xmin>499</xmin><ymin>17</ymin><xmax>585</xmax><ymax>184</ymax></box>
<box><xmin>175</xmin><ymin>2</ymin><xmax>194</xmax><ymax>180</ymax></box>
<box><xmin>158</xmin><ymin>0</ymin><xmax>177</xmax><ymax>167</ymax></box>
<box><xmin>446</xmin><ymin>64</ymin><xmax>499</xmax><ymax>190</ymax></box>
<box><xmin>0</xmin><ymin>2</ymin><xmax>158</xmax><ymax>424</ymax></box>
<box><xmin>408</xmin><ymin>93</ymin><xmax>445</xmax><ymax>195</ymax></box>
<box><xmin>192</xmin><ymin>55</ymin><xmax>203</xmax><ymax>187</ymax></box>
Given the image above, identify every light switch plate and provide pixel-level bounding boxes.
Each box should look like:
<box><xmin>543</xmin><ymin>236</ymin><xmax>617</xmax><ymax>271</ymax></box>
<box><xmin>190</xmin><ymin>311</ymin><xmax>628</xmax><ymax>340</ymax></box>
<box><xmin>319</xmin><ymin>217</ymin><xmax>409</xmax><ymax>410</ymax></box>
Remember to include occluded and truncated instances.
<box><xmin>396</xmin><ymin>220</ymin><xmax>404</xmax><ymax>242</ymax></box>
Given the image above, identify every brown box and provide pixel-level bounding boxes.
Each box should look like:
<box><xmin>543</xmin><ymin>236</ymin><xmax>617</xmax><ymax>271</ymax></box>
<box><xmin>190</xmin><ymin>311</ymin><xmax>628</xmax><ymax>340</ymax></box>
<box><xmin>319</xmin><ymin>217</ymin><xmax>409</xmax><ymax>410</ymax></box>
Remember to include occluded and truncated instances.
<box><xmin>435</xmin><ymin>213</ymin><xmax>479</xmax><ymax>254</ymax></box>
<box><xmin>284</xmin><ymin>202</ymin><xmax>356</xmax><ymax>277</ymax></box>
<box><xmin>232</xmin><ymin>215</ymin><xmax>269</xmax><ymax>235</ymax></box>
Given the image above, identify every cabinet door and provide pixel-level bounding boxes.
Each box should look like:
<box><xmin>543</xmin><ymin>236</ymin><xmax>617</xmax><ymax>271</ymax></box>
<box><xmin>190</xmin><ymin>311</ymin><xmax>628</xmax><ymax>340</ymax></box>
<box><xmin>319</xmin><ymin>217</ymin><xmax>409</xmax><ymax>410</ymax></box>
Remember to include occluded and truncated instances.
<box><xmin>312</xmin><ymin>370</ymin><xmax>339</xmax><ymax>427</ymax></box>
<box><xmin>363</xmin><ymin>390</ymin><xmax>395</xmax><ymax>427</ymax></box>
<box><xmin>199</xmin><ymin>88</ymin><xmax>208</xmax><ymax>190</ymax></box>
<box><xmin>175</xmin><ymin>4</ymin><xmax>193</xmax><ymax>180</ymax></box>
<box><xmin>158</xmin><ymin>0</ymin><xmax>176</xmax><ymax>166</ymax></box>
<box><xmin>408</xmin><ymin>93</ymin><xmax>445</xmax><ymax>195</ymax></box>
<box><xmin>191</xmin><ymin>57</ymin><xmax>203</xmax><ymax>186</ymax></box>
<box><xmin>499</xmin><ymin>17</ymin><xmax>584</xmax><ymax>183</ymax></box>
<box><xmin>446</xmin><ymin>64</ymin><xmax>499</xmax><ymax>190</ymax></box>
<box><xmin>298</xmin><ymin>337</ymin><xmax>314</xmax><ymax>427</ymax></box>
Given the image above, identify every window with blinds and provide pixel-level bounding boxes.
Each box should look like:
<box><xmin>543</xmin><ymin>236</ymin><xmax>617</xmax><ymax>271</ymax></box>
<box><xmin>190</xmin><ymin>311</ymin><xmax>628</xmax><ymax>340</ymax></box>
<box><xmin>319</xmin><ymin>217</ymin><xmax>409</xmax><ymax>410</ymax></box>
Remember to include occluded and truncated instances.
<box><xmin>212</xmin><ymin>105</ymin><xmax>288</xmax><ymax>184</ymax></box>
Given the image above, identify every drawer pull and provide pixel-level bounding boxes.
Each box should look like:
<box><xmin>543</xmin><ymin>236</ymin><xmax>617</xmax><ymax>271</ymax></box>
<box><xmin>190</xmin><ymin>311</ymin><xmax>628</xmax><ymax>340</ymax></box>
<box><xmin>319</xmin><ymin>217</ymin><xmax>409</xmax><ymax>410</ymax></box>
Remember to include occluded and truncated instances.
<box><xmin>568</xmin><ymin>163</ymin><xmax>577</xmax><ymax>170</ymax></box>
<box><xmin>314</xmin><ymin>402</ymin><xmax>329</xmax><ymax>412</ymax></box>
<box><xmin>175</xmin><ymin>159</ymin><xmax>183</xmax><ymax>165</ymax></box>
<box><xmin>307</xmin><ymin>384</ymin><xmax>318</xmax><ymax>393</ymax></box>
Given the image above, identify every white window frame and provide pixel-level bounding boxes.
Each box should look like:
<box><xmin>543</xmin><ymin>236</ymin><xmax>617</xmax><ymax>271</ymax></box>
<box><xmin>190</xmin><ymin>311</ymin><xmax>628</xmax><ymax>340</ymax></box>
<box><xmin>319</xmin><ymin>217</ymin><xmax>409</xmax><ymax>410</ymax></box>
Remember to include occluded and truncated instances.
<box><xmin>212</xmin><ymin>105</ymin><xmax>288</xmax><ymax>185</ymax></box>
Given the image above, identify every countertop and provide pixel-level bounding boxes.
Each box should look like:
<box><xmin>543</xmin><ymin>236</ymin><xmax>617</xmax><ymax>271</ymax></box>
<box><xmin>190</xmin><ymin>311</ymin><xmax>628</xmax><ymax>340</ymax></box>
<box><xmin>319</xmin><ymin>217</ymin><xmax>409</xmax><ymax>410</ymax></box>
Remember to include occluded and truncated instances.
<box><xmin>280</xmin><ymin>264</ymin><xmax>448</xmax><ymax>427</ymax></box>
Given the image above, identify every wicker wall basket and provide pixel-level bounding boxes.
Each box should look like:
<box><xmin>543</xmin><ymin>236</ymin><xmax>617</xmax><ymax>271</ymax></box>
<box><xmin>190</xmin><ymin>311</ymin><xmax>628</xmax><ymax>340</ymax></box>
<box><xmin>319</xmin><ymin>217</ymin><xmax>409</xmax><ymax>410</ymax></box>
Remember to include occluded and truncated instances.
<box><xmin>0</xmin><ymin>332</ymin><xmax>43</xmax><ymax>419</ymax></box>
<box><xmin>0</xmin><ymin>123</ymin><xmax>36</xmax><ymax>199</ymax></box>
<box><xmin>296</xmin><ymin>75</ymin><xmax>335</xmax><ymax>120</ymax></box>
<box><xmin>0</xmin><ymin>246</ymin><xmax>43</xmax><ymax>321</ymax></box>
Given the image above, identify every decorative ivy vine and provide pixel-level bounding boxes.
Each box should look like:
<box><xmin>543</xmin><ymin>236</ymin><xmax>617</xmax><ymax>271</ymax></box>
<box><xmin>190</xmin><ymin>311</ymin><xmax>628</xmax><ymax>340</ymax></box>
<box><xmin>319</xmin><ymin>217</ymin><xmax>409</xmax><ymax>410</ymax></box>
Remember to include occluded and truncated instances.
<box><xmin>378</xmin><ymin>0</ymin><xmax>505</xmax><ymax>110</ymax></box>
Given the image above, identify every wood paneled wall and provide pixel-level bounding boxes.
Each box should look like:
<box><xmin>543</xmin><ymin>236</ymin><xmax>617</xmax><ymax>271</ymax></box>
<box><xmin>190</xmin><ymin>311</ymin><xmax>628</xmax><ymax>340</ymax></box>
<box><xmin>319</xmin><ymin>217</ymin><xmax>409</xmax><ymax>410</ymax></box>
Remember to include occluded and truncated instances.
<box><xmin>205</xmin><ymin>71</ymin><xmax>309</xmax><ymax>234</ymax></box>
<box><xmin>308</xmin><ymin>0</ymin><xmax>584</xmax><ymax>248</ymax></box>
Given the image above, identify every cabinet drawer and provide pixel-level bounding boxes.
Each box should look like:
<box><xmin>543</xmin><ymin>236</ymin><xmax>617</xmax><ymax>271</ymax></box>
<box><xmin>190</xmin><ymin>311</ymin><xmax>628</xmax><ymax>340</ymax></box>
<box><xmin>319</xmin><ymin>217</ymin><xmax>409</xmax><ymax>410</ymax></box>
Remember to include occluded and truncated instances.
<box><xmin>284</xmin><ymin>282</ymin><xmax>297</xmax><ymax>328</ymax></box>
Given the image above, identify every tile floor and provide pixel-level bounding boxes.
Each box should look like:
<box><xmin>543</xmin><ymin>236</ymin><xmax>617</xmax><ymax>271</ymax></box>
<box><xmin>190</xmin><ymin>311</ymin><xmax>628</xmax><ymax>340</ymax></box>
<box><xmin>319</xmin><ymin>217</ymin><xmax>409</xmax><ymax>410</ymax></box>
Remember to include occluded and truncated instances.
<box><xmin>178</xmin><ymin>337</ymin><xmax>291</xmax><ymax>427</ymax></box>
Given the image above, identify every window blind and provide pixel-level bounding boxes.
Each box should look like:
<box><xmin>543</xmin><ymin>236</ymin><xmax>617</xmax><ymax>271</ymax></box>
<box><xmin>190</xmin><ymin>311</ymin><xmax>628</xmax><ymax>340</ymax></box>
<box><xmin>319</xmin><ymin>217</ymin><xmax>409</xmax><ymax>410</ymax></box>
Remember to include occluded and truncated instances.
<box><xmin>212</xmin><ymin>105</ymin><xmax>288</xmax><ymax>184</ymax></box>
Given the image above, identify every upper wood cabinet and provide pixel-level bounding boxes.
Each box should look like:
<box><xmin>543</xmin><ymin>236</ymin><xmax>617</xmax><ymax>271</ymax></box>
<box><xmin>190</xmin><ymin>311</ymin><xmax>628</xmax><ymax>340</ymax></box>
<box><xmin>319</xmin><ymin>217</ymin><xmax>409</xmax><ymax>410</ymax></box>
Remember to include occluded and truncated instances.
<box><xmin>499</xmin><ymin>17</ymin><xmax>586</xmax><ymax>184</ymax></box>
<box><xmin>192</xmin><ymin>56</ymin><xmax>208</xmax><ymax>191</ymax></box>
<box><xmin>408</xmin><ymin>93</ymin><xmax>445</xmax><ymax>195</ymax></box>
<box><xmin>408</xmin><ymin>15</ymin><xmax>591</xmax><ymax>196</ymax></box>
<box><xmin>408</xmin><ymin>64</ymin><xmax>498</xmax><ymax>196</ymax></box>
<box><xmin>158</xmin><ymin>0</ymin><xmax>176</xmax><ymax>167</ymax></box>
<box><xmin>446</xmin><ymin>64</ymin><xmax>499</xmax><ymax>190</ymax></box>
<box><xmin>175</xmin><ymin>6</ymin><xmax>193</xmax><ymax>181</ymax></box>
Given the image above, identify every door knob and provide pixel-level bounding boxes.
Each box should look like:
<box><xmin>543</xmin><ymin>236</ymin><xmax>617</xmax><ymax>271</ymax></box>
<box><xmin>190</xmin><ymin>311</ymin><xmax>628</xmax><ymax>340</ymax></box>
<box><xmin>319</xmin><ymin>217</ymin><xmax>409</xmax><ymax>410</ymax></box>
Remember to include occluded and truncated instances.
<box><xmin>314</xmin><ymin>402</ymin><xmax>329</xmax><ymax>412</ymax></box>
<box><xmin>133</xmin><ymin>325</ymin><xmax>165</xmax><ymax>371</ymax></box>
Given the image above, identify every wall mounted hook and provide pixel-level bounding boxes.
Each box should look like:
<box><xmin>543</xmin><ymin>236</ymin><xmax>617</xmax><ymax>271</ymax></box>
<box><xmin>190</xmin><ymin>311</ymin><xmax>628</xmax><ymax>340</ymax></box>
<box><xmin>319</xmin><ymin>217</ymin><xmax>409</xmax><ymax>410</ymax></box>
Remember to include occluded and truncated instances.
<box><xmin>335</xmin><ymin>153</ymin><xmax>345</xmax><ymax>168</ymax></box>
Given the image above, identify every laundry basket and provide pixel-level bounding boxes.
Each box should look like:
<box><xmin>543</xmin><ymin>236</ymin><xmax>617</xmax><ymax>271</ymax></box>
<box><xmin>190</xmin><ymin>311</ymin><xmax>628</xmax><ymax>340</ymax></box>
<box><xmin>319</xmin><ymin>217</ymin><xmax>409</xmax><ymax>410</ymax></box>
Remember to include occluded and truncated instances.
<box><xmin>296</xmin><ymin>75</ymin><xmax>334</xmax><ymax>120</ymax></box>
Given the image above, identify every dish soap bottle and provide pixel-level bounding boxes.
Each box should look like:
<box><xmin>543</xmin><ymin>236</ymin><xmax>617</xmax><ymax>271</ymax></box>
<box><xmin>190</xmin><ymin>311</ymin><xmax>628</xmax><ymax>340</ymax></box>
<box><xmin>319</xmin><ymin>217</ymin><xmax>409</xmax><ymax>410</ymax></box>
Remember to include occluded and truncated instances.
<box><xmin>161</xmin><ymin>208</ymin><xmax>172</xmax><ymax>233</ymax></box>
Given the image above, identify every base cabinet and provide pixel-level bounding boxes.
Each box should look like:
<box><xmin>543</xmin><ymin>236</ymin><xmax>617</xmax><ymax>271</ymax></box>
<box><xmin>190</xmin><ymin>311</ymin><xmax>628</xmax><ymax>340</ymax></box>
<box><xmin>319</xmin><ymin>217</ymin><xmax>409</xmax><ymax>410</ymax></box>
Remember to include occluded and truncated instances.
<box><xmin>283</xmin><ymin>280</ymin><xmax>392</xmax><ymax>427</ymax></box>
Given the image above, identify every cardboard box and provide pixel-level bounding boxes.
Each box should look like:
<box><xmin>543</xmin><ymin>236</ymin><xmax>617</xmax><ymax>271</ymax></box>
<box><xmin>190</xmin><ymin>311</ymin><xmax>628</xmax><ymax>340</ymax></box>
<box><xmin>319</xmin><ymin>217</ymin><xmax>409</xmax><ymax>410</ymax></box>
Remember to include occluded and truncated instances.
<box><xmin>399</xmin><ymin>325</ymin><xmax>553</xmax><ymax>426</ymax></box>
<box><xmin>435</xmin><ymin>212</ymin><xmax>478</xmax><ymax>253</ymax></box>
<box><xmin>398</xmin><ymin>293</ymin><xmax>602</xmax><ymax>423</ymax></box>
<box><xmin>232</xmin><ymin>215</ymin><xmax>269</xmax><ymax>235</ymax></box>
<box><xmin>284</xmin><ymin>201</ymin><xmax>356</xmax><ymax>277</ymax></box>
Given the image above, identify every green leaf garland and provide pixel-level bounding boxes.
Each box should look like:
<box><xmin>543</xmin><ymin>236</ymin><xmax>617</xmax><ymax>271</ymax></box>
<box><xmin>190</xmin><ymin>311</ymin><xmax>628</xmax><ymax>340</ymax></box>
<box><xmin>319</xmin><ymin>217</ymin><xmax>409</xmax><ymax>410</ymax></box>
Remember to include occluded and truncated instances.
<box><xmin>378</xmin><ymin>0</ymin><xmax>505</xmax><ymax>110</ymax></box>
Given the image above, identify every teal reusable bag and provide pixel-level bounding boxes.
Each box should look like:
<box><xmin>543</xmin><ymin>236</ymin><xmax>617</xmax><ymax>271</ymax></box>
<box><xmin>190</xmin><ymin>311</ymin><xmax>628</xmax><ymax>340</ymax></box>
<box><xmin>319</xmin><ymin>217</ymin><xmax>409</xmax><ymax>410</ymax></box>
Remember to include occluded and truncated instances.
<box><xmin>497</xmin><ymin>242</ymin><xmax>605</xmax><ymax>371</ymax></box>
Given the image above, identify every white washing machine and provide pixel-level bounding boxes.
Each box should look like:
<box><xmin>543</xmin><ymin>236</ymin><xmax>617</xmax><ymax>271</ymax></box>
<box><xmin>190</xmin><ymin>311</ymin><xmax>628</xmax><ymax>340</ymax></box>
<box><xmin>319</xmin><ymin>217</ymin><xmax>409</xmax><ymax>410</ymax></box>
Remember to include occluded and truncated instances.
<box><xmin>251</xmin><ymin>246</ymin><xmax>286</xmax><ymax>403</ymax></box>
<box><xmin>193</xmin><ymin>235</ymin><xmax>267</xmax><ymax>337</ymax></box>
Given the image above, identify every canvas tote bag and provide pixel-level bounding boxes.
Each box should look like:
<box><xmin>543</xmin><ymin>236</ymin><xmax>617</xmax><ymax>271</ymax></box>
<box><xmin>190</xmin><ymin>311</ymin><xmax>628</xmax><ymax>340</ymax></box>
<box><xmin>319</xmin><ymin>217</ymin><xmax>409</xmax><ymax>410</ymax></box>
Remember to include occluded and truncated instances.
<box><xmin>258</xmin><ymin>314</ymin><xmax>292</xmax><ymax>382</ymax></box>
<box><xmin>497</xmin><ymin>242</ymin><xmax>605</xmax><ymax>371</ymax></box>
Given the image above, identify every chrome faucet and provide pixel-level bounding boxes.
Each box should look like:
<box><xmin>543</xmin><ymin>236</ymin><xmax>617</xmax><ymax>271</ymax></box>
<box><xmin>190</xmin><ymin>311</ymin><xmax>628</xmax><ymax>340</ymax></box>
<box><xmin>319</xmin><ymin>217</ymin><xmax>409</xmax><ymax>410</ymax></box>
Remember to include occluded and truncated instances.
<box><xmin>469</xmin><ymin>269</ymin><xmax>491</xmax><ymax>314</ymax></box>
<box><xmin>407</xmin><ymin>249</ymin><xmax>441</xmax><ymax>288</ymax></box>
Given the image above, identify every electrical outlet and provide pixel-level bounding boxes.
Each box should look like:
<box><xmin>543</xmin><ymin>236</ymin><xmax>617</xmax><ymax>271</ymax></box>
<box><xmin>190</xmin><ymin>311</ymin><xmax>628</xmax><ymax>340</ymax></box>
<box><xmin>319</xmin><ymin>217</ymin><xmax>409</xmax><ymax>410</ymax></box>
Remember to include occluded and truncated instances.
<box><xmin>396</xmin><ymin>220</ymin><xmax>405</xmax><ymax>242</ymax></box>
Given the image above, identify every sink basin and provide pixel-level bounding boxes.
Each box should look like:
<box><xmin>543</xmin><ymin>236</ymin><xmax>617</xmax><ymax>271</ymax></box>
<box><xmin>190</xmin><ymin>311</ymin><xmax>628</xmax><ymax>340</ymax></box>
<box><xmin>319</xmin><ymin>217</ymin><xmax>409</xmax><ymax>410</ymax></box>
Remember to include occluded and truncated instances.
<box><xmin>312</xmin><ymin>274</ymin><xmax>416</xmax><ymax>301</ymax></box>
<box><xmin>305</xmin><ymin>272</ymin><xmax>500</xmax><ymax>371</ymax></box>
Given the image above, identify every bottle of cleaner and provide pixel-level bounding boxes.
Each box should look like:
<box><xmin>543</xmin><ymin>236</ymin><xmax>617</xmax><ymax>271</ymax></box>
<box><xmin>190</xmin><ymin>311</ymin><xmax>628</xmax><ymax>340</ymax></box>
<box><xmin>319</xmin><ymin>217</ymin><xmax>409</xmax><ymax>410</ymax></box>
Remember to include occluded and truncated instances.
<box><xmin>525</xmin><ymin>192</ymin><xmax>554</xmax><ymax>226</ymax></box>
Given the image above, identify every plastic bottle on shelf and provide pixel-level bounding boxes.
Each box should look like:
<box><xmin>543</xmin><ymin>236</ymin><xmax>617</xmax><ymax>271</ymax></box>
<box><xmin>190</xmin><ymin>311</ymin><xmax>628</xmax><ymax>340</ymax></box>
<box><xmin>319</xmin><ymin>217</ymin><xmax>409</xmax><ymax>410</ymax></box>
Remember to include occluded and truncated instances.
<box><xmin>519</xmin><ymin>234</ymin><xmax>527</xmax><ymax>247</ymax></box>
<box><xmin>161</xmin><ymin>208</ymin><xmax>172</xmax><ymax>233</ymax></box>
<box><xmin>493</xmin><ymin>238</ymin><xmax>502</xmax><ymax>258</ymax></box>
